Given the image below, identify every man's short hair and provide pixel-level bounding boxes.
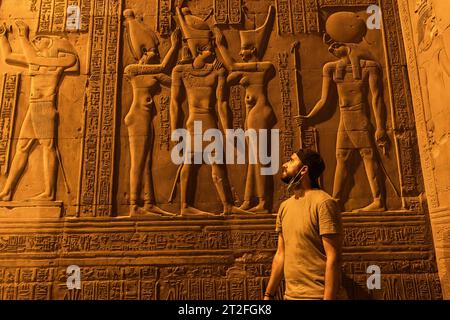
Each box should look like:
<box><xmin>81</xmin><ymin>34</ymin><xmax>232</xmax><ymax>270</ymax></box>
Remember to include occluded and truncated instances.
<box><xmin>295</xmin><ymin>149</ymin><xmax>325</xmax><ymax>189</ymax></box>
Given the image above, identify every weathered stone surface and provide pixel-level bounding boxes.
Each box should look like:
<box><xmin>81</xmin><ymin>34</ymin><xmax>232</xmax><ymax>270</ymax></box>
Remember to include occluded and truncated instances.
<box><xmin>0</xmin><ymin>0</ymin><xmax>444</xmax><ymax>299</ymax></box>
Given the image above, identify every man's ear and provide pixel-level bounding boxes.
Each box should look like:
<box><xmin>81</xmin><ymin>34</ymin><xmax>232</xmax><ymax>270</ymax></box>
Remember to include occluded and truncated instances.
<box><xmin>300</xmin><ymin>165</ymin><xmax>309</xmax><ymax>176</ymax></box>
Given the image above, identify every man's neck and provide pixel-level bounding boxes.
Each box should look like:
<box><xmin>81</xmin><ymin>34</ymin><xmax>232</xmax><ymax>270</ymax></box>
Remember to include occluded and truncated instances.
<box><xmin>293</xmin><ymin>181</ymin><xmax>313</xmax><ymax>198</ymax></box>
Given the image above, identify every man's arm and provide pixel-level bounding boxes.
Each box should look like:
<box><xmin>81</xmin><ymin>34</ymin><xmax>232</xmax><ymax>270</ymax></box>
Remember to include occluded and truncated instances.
<box><xmin>322</xmin><ymin>234</ymin><xmax>343</xmax><ymax>300</ymax></box>
<box><xmin>217</xmin><ymin>69</ymin><xmax>231</xmax><ymax>131</ymax></box>
<box><xmin>170</xmin><ymin>66</ymin><xmax>183</xmax><ymax>133</ymax></box>
<box><xmin>264</xmin><ymin>233</ymin><xmax>285</xmax><ymax>300</ymax></box>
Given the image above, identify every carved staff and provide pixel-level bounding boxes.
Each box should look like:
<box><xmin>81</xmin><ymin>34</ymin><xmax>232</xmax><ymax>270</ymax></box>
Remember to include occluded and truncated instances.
<box><xmin>169</xmin><ymin>164</ymin><xmax>183</xmax><ymax>203</ymax></box>
<box><xmin>55</xmin><ymin>145</ymin><xmax>70</xmax><ymax>194</ymax></box>
<box><xmin>291</xmin><ymin>41</ymin><xmax>304</xmax><ymax>149</ymax></box>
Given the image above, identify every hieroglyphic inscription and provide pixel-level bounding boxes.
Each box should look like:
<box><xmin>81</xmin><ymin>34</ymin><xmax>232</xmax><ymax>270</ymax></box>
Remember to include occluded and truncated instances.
<box><xmin>276</xmin><ymin>0</ymin><xmax>319</xmax><ymax>34</ymax></box>
<box><xmin>228</xmin><ymin>0</ymin><xmax>242</xmax><ymax>24</ymax></box>
<box><xmin>80</xmin><ymin>0</ymin><xmax>92</xmax><ymax>32</ymax></box>
<box><xmin>277</xmin><ymin>52</ymin><xmax>294</xmax><ymax>163</ymax></box>
<box><xmin>381</xmin><ymin>0</ymin><xmax>425</xmax><ymax>199</ymax></box>
<box><xmin>52</xmin><ymin>0</ymin><xmax>68</xmax><ymax>32</ymax></box>
<box><xmin>0</xmin><ymin>74</ymin><xmax>20</xmax><ymax>175</ymax></box>
<box><xmin>230</xmin><ymin>86</ymin><xmax>243</xmax><ymax>130</ymax></box>
<box><xmin>78</xmin><ymin>0</ymin><xmax>122</xmax><ymax>216</ymax></box>
<box><xmin>157</xmin><ymin>0</ymin><xmax>172</xmax><ymax>37</ymax></box>
<box><xmin>214</xmin><ymin>0</ymin><xmax>242</xmax><ymax>25</ymax></box>
<box><xmin>343</xmin><ymin>225</ymin><xmax>427</xmax><ymax>247</ymax></box>
<box><xmin>159</xmin><ymin>95</ymin><xmax>170</xmax><ymax>150</ymax></box>
<box><xmin>319</xmin><ymin>0</ymin><xmax>375</xmax><ymax>7</ymax></box>
<box><xmin>278</xmin><ymin>52</ymin><xmax>294</xmax><ymax>200</ymax></box>
<box><xmin>291</xmin><ymin>0</ymin><xmax>306</xmax><ymax>34</ymax></box>
<box><xmin>304</xmin><ymin>0</ymin><xmax>319</xmax><ymax>33</ymax></box>
<box><xmin>214</xmin><ymin>0</ymin><xmax>228</xmax><ymax>24</ymax></box>
<box><xmin>0</xmin><ymin>230</ymin><xmax>278</xmax><ymax>254</ymax></box>
<box><xmin>38</xmin><ymin>0</ymin><xmax>54</xmax><ymax>32</ymax></box>
<box><xmin>38</xmin><ymin>0</ymin><xmax>91</xmax><ymax>33</ymax></box>
<box><xmin>275</xmin><ymin>0</ymin><xmax>293</xmax><ymax>34</ymax></box>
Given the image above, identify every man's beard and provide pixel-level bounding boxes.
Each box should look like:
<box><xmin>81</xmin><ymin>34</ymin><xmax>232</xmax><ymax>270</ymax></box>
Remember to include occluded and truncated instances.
<box><xmin>281</xmin><ymin>169</ymin><xmax>300</xmax><ymax>185</ymax></box>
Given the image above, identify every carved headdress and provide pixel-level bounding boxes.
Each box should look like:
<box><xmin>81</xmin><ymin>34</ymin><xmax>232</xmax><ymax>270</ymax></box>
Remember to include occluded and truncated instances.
<box><xmin>123</xmin><ymin>9</ymin><xmax>160</xmax><ymax>61</ymax></box>
<box><xmin>324</xmin><ymin>11</ymin><xmax>367</xmax><ymax>44</ymax></box>
<box><xmin>176</xmin><ymin>6</ymin><xmax>213</xmax><ymax>57</ymax></box>
<box><xmin>32</xmin><ymin>34</ymin><xmax>79</xmax><ymax>72</ymax></box>
<box><xmin>414</xmin><ymin>0</ymin><xmax>438</xmax><ymax>52</ymax></box>
<box><xmin>239</xmin><ymin>5</ymin><xmax>275</xmax><ymax>60</ymax></box>
<box><xmin>324</xmin><ymin>12</ymin><xmax>369</xmax><ymax>80</ymax></box>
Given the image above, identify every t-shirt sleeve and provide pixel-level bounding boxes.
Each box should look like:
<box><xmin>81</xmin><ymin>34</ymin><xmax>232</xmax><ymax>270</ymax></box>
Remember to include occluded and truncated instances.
<box><xmin>318</xmin><ymin>199</ymin><xmax>342</xmax><ymax>236</ymax></box>
<box><xmin>275</xmin><ymin>201</ymin><xmax>287</xmax><ymax>233</ymax></box>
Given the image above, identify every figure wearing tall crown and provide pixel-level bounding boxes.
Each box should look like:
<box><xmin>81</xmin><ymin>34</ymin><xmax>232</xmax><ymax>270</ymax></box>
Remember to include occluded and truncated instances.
<box><xmin>170</xmin><ymin>5</ymin><xmax>251</xmax><ymax>216</ymax></box>
<box><xmin>123</xmin><ymin>9</ymin><xmax>180</xmax><ymax>217</ymax></box>
<box><xmin>214</xmin><ymin>5</ymin><xmax>276</xmax><ymax>213</ymax></box>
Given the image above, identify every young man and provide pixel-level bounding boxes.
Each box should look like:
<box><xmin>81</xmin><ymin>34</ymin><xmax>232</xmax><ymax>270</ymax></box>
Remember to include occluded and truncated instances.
<box><xmin>264</xmin><ymin>149</ymin><xmax>345</xmax><ymax>300</ymax></box>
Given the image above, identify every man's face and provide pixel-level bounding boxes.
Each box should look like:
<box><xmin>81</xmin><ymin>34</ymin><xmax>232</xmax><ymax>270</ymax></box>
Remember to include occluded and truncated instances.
<box><xmin>281</xmin><ymin>153</ymin><xmax>303</xmax><ymax>184</ymax></box>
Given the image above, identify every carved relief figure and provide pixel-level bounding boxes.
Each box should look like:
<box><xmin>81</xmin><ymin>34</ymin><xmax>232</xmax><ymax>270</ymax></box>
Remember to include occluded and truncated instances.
<box><xmin>123</xmin><ymin>9</ymin><xmax>180</xmax><ymax>217</ymax></box>
<box><xmin>0</xmin><ymin>21</ymin><xmax>79</xmax><ymax>201</ymax></box>
<box><xmin>170</xmin><ymin>6</ymin><xmax>249</xmax><ymax>216</ymax></box>
<box><xmin>415</xmin><ymin>0</ymin><xmax>450</xmax><ymax>145</ymax></box>
<box><xmin>299</xmin><ymin>12</ymin><xmax>389</xmax><ymax>212</ymax></box>
<box><xmin>213</xmin><ymin>5</ymin><xmax>276</xmax><ymax>214</ymax></box>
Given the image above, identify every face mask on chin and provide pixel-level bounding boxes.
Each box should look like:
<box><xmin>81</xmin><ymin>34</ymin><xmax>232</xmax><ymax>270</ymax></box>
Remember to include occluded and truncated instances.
<box><xmin>282</xmin><ymin>166</ymin><xmax>307</xmax><ymax>191</ymax></box>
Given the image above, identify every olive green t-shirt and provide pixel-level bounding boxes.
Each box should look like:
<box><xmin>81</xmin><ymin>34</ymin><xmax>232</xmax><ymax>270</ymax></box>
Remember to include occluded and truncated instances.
<box><xmin>276</xmin><ymin>189</ymin><xmax>343</xmax><ymax>300</ymax></box>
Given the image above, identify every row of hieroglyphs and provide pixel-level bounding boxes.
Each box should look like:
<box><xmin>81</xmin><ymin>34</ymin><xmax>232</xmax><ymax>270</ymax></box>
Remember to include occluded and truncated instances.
<box><xmin>0</xmin><ymin>265</ymin><xmax>442</xmax><ymax>300</ymax></box>
<box><xmin>0</xmin><ymin>224</ymin><xmax>431</xmax><ymax>253</ymax></box>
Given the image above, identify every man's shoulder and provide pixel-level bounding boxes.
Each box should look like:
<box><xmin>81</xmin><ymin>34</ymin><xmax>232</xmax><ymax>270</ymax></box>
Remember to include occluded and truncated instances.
<box><xmin>309</xmin><ymin>189</ymin><xmax>335</xmax><ymax>206</ymax></box>
<box><xmin>278</xmin><ymin>198</ymin><xmax>290</xmax><ymax>210</ymax></box>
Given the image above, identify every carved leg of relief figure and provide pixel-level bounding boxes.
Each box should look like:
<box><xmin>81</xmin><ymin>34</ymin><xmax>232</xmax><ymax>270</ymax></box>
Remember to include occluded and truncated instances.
<box><xmin>180</xmin><ymin>160</ymin><xmax>215</xmax><ymax>216</ymax></box>
<box><xmin>211</xmin><ymin>163</ymin><xmax>255</xmax><ymax>215</ymax></box>
<box><xmin>248</xmin><ymin>163</ymin><xmax>269</xmax><ymax>213</ymax></box>
<box><xmin>128</xmin><ymin>132</ymin><xmax>159</xmax><ymax>217</ymax></box>
<box><xmin>0</xmin><ymin>109</ymin><xmax>37</xmax><ymax>201</ymax></box>
<box><xmin>29</xmin><ymin>97</ymin><xmax>59</xmax><ymax>201</ymax></box>
<box><xmin>353</xmin><ymin>148</ymin><xmax>386</xmax><ymax>213</ymax></box>
<box><xmin>126</xmin><ymin>108</ymin><xmax>161</xmax><ymax>217</ymax></box>
<box><xmin>0</xmin><ymin>138</ymin><xmax>35</xmax><ymax>201</ymax></box>
<box><xmin>332</xmin><ymin>148</ymin><xmax>352</xmax><ymax>211</ymax></box>
<box><xmin>143</xmin><ymin>144</ymin><xmax>176</xmax><ymax>217</ymax></box>
<box><xmin>239</xmin><ymin>163</ymin><xmax>255</xmax><ymax>211</ymax></box>
<box><xmin>31</xmin><ymin>138</ymin><xmax>57</xmax><ymax>201</ymax></box>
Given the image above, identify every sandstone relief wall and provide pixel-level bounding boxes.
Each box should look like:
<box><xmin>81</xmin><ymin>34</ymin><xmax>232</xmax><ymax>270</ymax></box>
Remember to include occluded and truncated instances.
<box><xmin>0</xmin><ymin>0</ymin><xmax>442</xmax><ymax>299</ymax></box>
<box><xmin>398</xmin><ymin>0</ymin><xmax>450</xmax><ymax>299</ymax></box>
